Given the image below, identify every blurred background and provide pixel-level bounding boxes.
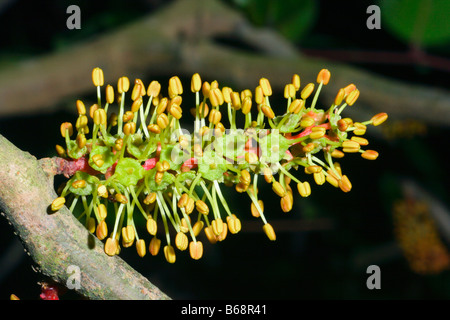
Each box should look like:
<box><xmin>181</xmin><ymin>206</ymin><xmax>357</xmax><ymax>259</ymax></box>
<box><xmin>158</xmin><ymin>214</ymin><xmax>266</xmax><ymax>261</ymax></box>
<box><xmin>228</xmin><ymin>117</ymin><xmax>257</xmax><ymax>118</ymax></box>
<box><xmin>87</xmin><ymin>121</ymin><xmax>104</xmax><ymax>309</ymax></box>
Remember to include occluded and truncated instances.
<box><xmin>0</xmin><ymin>0</ymin><xmax>449</xmax><ymax>299</ymax></box>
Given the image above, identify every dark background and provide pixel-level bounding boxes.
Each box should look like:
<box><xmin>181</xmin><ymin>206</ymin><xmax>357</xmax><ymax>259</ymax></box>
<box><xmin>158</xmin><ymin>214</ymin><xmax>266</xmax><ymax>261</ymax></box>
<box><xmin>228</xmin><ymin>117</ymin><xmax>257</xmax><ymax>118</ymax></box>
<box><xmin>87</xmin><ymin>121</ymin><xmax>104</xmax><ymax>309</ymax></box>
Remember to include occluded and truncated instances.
<box><xmin>0</xmin><ymin>0</ymin><xmax>449</xmax><ymax>300</ymax></box>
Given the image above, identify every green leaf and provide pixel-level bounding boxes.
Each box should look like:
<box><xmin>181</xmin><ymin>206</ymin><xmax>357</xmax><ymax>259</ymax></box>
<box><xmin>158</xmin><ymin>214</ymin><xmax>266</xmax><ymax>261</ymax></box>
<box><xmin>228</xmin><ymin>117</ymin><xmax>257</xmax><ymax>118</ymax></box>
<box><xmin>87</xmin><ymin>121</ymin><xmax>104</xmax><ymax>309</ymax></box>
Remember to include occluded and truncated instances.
<box><xmin>89</xmin><ymin>145</ymin><xmax>115</xmax><ymax>173</ymax></box>
<box><xmin>69</xmin><ymin>171</ymin><xmax>98</xmax><ymax>196</ymax></box>
<box><xmin>380</xmin><ymin>0</ymin><xmax>450</xmax><ymax>47</ymax></box>
<box><xmin>126</xmin><ymin>133</ymin><xmax>157</xmax><ymax>161</ymax></box>
<box><xmin>197</xmin><ymin>150</ymin><xmax>228</xmax><ymax>181</ymax></box>
<box><xmin>66</xmin><ymin>140</ymin><xmax>87</xmax><ymax>159</ymax></box>
<box><xmin>145</xmin><ymin>168</ymin><xmax>175</xmax><ymax>191</ymax></box>
<box><xmin>259</xmin><ymin>132</ymin><xmax>290</xmax><ymax>164</ymax></box>
<box><xmin>158</xmin><ymin>144</ymin><xmax>185</xmax><ymax>171</ymax></box>
<box><xmin>114</xmin><ymin>157</ymin><xmax>145</xmax><ymax>187</ymax></box>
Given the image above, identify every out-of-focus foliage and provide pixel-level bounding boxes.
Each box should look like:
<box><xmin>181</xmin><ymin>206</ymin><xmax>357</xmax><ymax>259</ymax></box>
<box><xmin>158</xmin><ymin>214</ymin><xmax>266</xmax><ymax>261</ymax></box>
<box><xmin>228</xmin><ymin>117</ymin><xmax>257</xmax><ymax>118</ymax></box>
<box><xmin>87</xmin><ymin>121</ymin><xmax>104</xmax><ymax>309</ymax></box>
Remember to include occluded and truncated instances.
<box><xmin>379</xmin><ymin>0</ymin><xmax>450</xmax><ymax>48</ymax></box>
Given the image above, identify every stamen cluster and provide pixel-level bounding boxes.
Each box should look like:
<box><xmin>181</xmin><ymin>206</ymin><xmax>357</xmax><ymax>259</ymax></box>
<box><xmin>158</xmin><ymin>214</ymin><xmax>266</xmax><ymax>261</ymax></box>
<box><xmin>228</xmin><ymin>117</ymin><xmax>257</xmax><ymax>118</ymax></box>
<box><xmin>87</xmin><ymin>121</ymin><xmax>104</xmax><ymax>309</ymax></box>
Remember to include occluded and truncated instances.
<box><xmin>51</xmin><ymin>67</ymin><xmax>387</xmax><ymax>262</ymax></box>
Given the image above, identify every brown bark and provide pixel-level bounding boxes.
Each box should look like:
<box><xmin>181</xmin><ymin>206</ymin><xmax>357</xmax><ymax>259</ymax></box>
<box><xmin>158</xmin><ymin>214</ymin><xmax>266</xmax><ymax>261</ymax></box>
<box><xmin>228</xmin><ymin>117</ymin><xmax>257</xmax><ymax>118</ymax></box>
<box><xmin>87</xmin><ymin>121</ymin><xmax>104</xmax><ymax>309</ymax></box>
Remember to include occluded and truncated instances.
<box><xmin>0</xmin><ymin>134</ymin><xmax>170</xmax><ymax>300</ymax></box>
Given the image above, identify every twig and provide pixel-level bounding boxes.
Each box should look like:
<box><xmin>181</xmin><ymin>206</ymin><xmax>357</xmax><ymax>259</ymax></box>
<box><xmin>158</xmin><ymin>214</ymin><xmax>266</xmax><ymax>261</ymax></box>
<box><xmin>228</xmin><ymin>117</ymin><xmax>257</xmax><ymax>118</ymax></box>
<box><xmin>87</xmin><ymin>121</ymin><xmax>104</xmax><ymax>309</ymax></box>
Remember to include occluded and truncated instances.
<box><xmin>0</xmin><ymin>134</ymin><xmax>170</xmax><ymax>300</ymax></box>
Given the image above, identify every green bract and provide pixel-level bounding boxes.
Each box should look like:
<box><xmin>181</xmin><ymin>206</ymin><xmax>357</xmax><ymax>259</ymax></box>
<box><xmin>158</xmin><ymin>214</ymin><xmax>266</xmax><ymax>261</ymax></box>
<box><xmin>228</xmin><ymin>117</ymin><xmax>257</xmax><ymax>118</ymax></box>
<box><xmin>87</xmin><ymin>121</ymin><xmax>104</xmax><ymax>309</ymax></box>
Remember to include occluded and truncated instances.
<box><xmin>69</xmin><ymin>171</ymin><xmax>98</xmax><ymax>196</ymax></box>
<box><xmin>89</xmin><ymin>145</ymin><xmax>115</xmax><ymax>173</ymax></box>
<box><xmin>259</xmin><ymin>132</ymin><xmax>290</xmax><ymax>164</ymax></box>
<box><xmin>114</xmin><ymin>158</ymin><xmax>145</xmax><ymax>187</ymax></box>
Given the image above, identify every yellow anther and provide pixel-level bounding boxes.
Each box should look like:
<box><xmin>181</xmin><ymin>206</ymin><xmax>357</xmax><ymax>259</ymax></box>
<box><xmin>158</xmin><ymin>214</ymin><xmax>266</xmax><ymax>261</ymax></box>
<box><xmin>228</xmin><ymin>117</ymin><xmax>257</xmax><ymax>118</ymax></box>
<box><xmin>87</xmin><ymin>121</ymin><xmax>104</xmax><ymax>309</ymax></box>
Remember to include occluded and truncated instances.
<box><xmin>291</xmin><ymin>74</ymin><xmax>301</xmax><ymax>90</ymax></box>
<box><xmin>131</xmin><ymin>81</ymin><xmax>143</xmax><ymax>101</ymax></box>
<box><xmin>255</xmin><ymin>85</ymin><xmax>264</xmax><ymax>104</ymax></box>
<box><xmin>93</xmin><ymin>108</ymin><xmax>107</xmax><ymax>126</ymax></box>
<box><xmin>123</xmin><ymin>122</ymin><xmax>136</xmax><ymax>135</ymax></box>
<box><xmin>280</xmin><ymin>193</ymin><xmax>293</xmax><ymax>213</ymax></box>
<box><xmin>209</xmin><ymin>88</ymin><xmax>224</xmax><ymax>107</ymax></box>
<box><xmin>191</xmin><ymin>73</ymin><xmax>202</xmax><ymax>93</ymax></box>
<box><xmin>263</xmin><ymin>223</ymin><xmax>276</xmax><ymax>241</ymax></box>
<box><xmin>169</xmin><ymin>104</ymin><xmax>182</xmax><ymax>119</ymax></box>
<box><xmin>211</xmin><ymin>218</ymin><xmax>224</xmax><ymax>236</ymax></box>
<box><xmin>245</xmin><ymin>151</ymin><xmax>258</xmax><ymax>164</ymax></box>
<box><xmin>89</xmin><ymin>104</ymin><xmax>99</xmax><ymax>119</ymax></box>
<box><xmin>331</xmin><ymin>149</ymin><xmax>345</xmax><ymax>158</ymax></box>
<box><xmin>317</xmin><ymin>69</ymin><xmax>331</xmax><ymax>85</ymax></box>
<box><xmin>310</xmin><ymin>126</ymin><xmax>326</xmax><ymax>139</ymax></box>
<box><xmin>343</xmin><ymin>83</ymin><xmax>356</xmax><ymax>96</ymax></box>
<box><xmin>10</xmin><ymin>294</ymin><xmax>20</xmax><ymax>300</ymax></box>
<box><xmin>326</xmin><ymin>171</ymin><xmax>339</xmax><ymax>188</ymax></box>
<box><xmin>288</xmin><ymin>99</ymin><xmax>304</xmax><ymax>114</ymax></box>
<box><xmin>117</xmin><ymin>76</ymin><xmax>130</xmax><ymax>93</ymax></box>
<box><xmin>175</xmin><ymin>232</ymin><xmax>189</xmax><ymax>251</ymax></box>
<box><xmin>156</xmin><ymin>113</ymin><xmax>169</xmax><ymax>129</ymax></box>
<box><xmin>334</xmin><ymin>88</ymin><xmax>345</xmax><ymax>105</ymax></box>
<box><xmin>196</xmin><ymin>200</ymin><xmax>209</xmax><ymax>215</ymax></box>
<box><xmin>300</xmin><ymin>116</ymin><xmax>315</xmax><ymax>128</ymax></box>
<box><xmin>208</xmin><ymin>109</ymin><xmax>222</xmax><ymax>125</ymax></box>
<box><xmin>147</xmin><ymin>80</ymin><xmax>161</xmax><ymax>97</ymax></box>
<box><xmin>178</xmin><ymin>193</ymin><xmax>189</xmax><ymax>208</ymax></box>
<box><xmin>106</xmin><ymin>85</ymin><xmax>114</xmax><ymax>104</ymax></box>
<box><xmin>342</xmin><ymin>140</ymin><xmax>361</xmax><ymax>153</ymax></box>
<box><xmin>92</xmin><ymin>154</ymin><xmax>104</xmax><ymax>168</ymax></box>
<box><xmin>146</xmin><ymin>217</ymin><xmax>157</xmax><ymax>235</ymax></box>
<box><xmin>155</xmin><ymin>171</ymin><xmax>164</xmax><ymax>185</ymax></box>
<box><xmin>305</xmin><ymin>165</ymin><xmax>322</xmax><ymax>174</ymax></box>
<box><xmin>345</xmin><ymin>89</ymin><xmax>360</xmax><ymax>106</ymax></box>
<box><xmin>122</xmin><ymin>225</ymin><xmax>135</xmax><ymax>244</ymax></box>
<box><xmin>115</xmin><ymin>193</ymin><xmax>128</xmax><ymax>204</ymax></box>
<box><xmin>75</xmin><ymin>115</ymin><xmax>88</xmax><ymax>130</ymax></box>
<box><xmin>85</xmin><ymin>216</ymin><xmax>95</xmax><ymax>234</ymax></box>
<box><xmin>92</xmin><ymin>67</ymin><xmax>104</xmax><ymax>87</ymax></box>
<box><xmin>351</xmin><ymin>136</ymin><xmax>369</xmax><ymax>146</ymax></box>
<box><xmin>164</xmin><ymin>245</ymin><xmax>176</xmax><ymax>263</ymax></box>
<box><xmin>147</xmin><ymin>124</ymin><xmax>161</xmax><ymax>134</ymax></box>
<box><xmin>222</xmin><ymin>87</ymin><xmax>232</xmax><ymax>103</ymax></box>
<box><xmin>272</xmin><ymin>181</ymin><xmax>286</xmax><ymax>197</ymax></box>
<box><xmin>131</xmin><ymin>97</ymin><xmax>143</xmax><ymax>113</ymax></box>
<box><xmin>96</xmin><ymin>220</ymin><xmax>108</xmax><ymax>240</ymax></box>
<box><xmin>216</xmin><ymin>220</ymin><xmax>228</xmax><ymax>241</ymax></box>
<box><xmin>136</xmin><ymin>239</ymin><xmax>146</xmax><ymax>258</ymax></box>
<box><xmin>297</xmin><ymin>181</ymin><xmax>311</xmax><ymax>197</ymax></box>
<box><xmin>198</xmin><ymin>102</ymin><xmax>209</xmax><ymax>118</ymax></box>
<box><xmin>76</xmin><ymin>100</ymin><xmax>86</xmax><ymax>115</ymax></box>
<box><xmin>51</xmin><ymin>197</ymin><xmax>65</xmax><ymax>211</ymax></box>
<box><xmin>353</xmin><ymin>122</ymin><xmax>367</xmax><ymax>135</ymax></box>
<box><xmin>339</xmin><ymin>175</ymin><xmax>352</xmax><ymax>193</ymax></box>
<box><xmin>259</xmin><ymin>78</ymin><xmax>272</xmax><ymax>96</ymax></box>
<box><xmin>192</xmin><ymin>221</ymin><xmax>204</xmax><ymax>237</ymax></box>
<box><xmin>185</xmin><ymin>197</ymin><xmax>195</xmax><ymax>215</ymax></box>
<box><xmin>189</xmin><ymin>241</ymin><xmax>204</xmax><ymax>260</ymax></box>
<box><xmin>337</xmin><ymin>119</ymin><xmax>349</xmax><ymax>131</ymax></box>
<box><xmin>239</xmin><ymin>170</ymin><xmax>251</xmax><ymax>186</ymax></box>
<box><xmin>204</xmin><ymin>226</ymin><xmax>218</xmax><ymax>244</ymax></box>
<box><xmin>114</xmin><ymin>138</ymin><xmax>124</xmax><ymax>151</ymax></box>
<box><xmin>149</xmin><ymin>237</ymin><xmax>161</xmax><ymax>256</ymax></box>
<box><xmin>284</xmin><ymin>83</ymin><xmax>296</xmax><ymax>99</ymax></box>
<box><xmin>76</xmin><ymin>133</ymin><xmax>86</xmax><ymax>149</ymax></box>
<box><xmin>169</xmin><ymin>76</ymin><xmax>183</xmax><ymax>96</ymax></box>
<box><xmin>55</xmin><ymin>144</ymin><xmax>66</xmax><ymax>157</ymax></box>
<box><xmin>261</xmin><ymin>104</ymin><xmax>275</xmax><ymax>119</ymax></box>
<box><xmin>313</xmin><ymin>171</ymin><xmax>326</xmax><ymax>185</ymax></box>
<box><xmin>104</xmin><ymin>237</ymin><xmax>118</xmax><ymax>256</ymax></box>
<box><xmin>241</xmin><ymin>96</ymin><xmax>252</xmax><ymax>114</ymax></box>
<box><xmin>371</xmin><ymin>112</ymin><xmax>388</xmax><ymax>126</ymax></box>
<box><xmin>156</xmin><ymin>97</ymin><xmax>169</xmax><ymax>115</ymax></box>
<box><xmin>300</xmin><ymin>83</ymin><xmax>315</xmax><ymax>100</ymax></box>
<box><xmin>263</xmin><ymin>167</ymin><xmax>273</xmax><ymax>183</ymax></box>
<box><xmin>60</xmin><ymin>122</ymin><xmax>73</xmax><ymax>138</ymax></box>
<box><xmin>230</xmin><ymin>91</ymin><xmax>241</xmax><ymax>110</ymax></box>
<box><xmin>361</xmin><ymin>150</ymin><xmax>379</xmax><ymax>160</ymax></box>
<box><xmin>97</xmin><ymin>203</ymin><xmax>107</xmax><ymax>220</ymax></box>
<box><xmin>72</xmin><ymin>179</ymin><xmax>86</xmax><ymax>189</ymax></box>
<box><xmin>202</xmin><ymin>81</ymin><xmax>211</xmax><ymax>98</ymax></box>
